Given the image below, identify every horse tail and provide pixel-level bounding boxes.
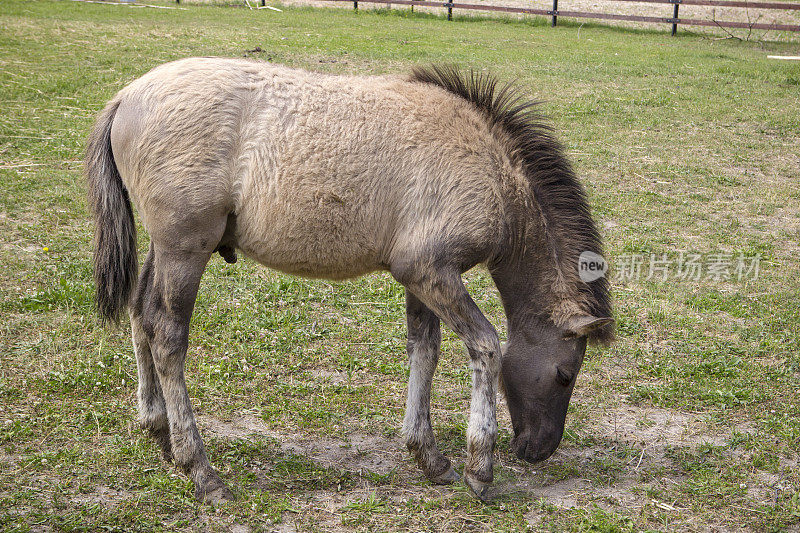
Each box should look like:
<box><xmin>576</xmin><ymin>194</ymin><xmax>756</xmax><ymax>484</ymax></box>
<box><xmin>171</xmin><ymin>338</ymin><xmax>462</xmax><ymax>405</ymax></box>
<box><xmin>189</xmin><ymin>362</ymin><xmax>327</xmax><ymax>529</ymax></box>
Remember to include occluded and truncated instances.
<box><xmin>85</xmin><ymin>100</ymin><xmax>137</xmax><ymax>324</ymax></box>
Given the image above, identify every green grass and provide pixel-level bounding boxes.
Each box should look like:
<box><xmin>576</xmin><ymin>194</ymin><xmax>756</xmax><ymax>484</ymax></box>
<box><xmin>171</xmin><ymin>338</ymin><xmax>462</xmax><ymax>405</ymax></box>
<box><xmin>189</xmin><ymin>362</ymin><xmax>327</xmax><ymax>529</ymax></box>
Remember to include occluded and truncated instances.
<box><xmin>1</xmin><ymin>0</ymin><xmax>799</xmax><ymax>530</ymax></box>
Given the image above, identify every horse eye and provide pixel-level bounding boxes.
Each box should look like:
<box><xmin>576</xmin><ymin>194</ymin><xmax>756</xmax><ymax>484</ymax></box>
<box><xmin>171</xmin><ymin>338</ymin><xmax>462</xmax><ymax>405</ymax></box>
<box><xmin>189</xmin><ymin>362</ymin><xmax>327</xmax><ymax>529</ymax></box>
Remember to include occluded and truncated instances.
<box><xmin>555</xmin><ymin>367</ymin><xmax>573</xmax><ymax>386</ymax></box>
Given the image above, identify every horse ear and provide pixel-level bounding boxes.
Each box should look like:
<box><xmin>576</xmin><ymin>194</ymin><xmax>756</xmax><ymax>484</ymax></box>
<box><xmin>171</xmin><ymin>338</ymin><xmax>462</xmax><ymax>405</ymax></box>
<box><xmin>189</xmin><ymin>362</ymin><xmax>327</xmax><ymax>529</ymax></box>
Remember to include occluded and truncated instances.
<box><xmin>564</xmin><ymin>315</ymin><xmax>613</xmax><ymax>338</ymax></box>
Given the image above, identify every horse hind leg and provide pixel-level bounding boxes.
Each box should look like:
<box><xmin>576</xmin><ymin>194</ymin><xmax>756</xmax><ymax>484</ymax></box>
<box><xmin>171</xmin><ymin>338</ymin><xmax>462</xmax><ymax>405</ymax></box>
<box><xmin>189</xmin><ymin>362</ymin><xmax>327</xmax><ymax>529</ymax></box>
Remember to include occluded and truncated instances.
<box><xmin>130</xmin><ymin>244</ymin><xmax>171</xmax><ymax>461</ymax></box>
<box><xmin>403</xmin><ymin>291</ymin><xmax>459</xmax><ymax>485</ymax></box>
<box><xmin>140</xmin><ymin>245</ymin><xmax>233</xmax><ymax>503</ymax></box>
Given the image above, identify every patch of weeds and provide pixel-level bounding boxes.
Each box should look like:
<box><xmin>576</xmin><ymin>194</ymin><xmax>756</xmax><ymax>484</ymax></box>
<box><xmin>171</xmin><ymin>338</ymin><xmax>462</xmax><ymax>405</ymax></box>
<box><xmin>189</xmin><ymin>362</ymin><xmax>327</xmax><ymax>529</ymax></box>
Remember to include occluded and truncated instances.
<box><xmin>433</xmin><ymin>420</ymin><xmax>467</xmax><ymax>455</ymax></box>
<box><xmin>557</xmin><ymin>506</ymin><xmax>638</xmax><ymax>532</ymax></box>
<box><xmin>342</xmin><ymin>490</ymin><xmax>389</xmax><ymax>513</ymax></box>
<box><xmin>12</xmin><ymin>276</ymin><xmax>93</xmax><ymax>315</ymax></box>
<box><xmin>210</xmin><ymin>438</ymin><xmax>367</xmax><ymax>492</ymax></box>
<box><xmin>268</xmin><ymin>456</ymin><xmax>356</xmax><ymax>492</ymax></box>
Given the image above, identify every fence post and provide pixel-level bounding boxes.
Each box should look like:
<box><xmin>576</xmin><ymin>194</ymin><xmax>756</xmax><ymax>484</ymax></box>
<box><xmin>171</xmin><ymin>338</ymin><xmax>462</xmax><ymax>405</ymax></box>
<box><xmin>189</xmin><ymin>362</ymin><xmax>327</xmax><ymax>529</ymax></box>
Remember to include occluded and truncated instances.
<box><xmin>261</xmin><ymin>0</ymin><xmax>265</xmax><ymax>5</ymax></box>
<box><xmin>671</xmin><ymin>0</ymin><xmax>680</xmax><ymax>35</ymax></box>
<box><xmin>446</xmin><ymin>1</ymin><xmax>453</xmax><ymax>20</ymax></box>
<box><xmin>354</xmin><ymin>0</ymin><xmax>358</xmax><ymax>10</ymax></box>
<box><xmin>551</xmin><ymin>0</ymin><xmax>558</xmax><ymax>26</ymax></box>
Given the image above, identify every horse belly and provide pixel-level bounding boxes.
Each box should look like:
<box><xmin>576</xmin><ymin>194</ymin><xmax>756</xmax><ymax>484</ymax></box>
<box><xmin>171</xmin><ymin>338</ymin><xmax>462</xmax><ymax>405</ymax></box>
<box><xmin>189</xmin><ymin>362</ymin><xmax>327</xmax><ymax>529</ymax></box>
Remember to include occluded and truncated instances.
<box><xmin>234</xmin><ymin>194</ymin><xmax>387</xmax><ymax>280</ymax></box>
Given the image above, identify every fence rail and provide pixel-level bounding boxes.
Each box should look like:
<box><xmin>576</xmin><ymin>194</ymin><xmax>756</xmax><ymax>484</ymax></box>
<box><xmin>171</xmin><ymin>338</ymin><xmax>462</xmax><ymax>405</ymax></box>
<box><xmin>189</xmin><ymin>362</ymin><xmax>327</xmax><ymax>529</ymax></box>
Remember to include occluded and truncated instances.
<box><xmin>320</xmin><ymin>0</ymin><xmax>800</xmax><ymax>34</ymax></box>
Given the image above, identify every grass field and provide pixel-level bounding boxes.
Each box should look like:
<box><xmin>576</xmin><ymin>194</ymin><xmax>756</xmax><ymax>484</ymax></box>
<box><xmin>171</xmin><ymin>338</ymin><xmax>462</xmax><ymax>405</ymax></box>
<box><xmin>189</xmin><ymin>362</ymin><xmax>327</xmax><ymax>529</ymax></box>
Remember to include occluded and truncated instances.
<box><xmin>1</xmin><ymin>0</ymin><xmax>799</xmax><ymax>530</ymax></box>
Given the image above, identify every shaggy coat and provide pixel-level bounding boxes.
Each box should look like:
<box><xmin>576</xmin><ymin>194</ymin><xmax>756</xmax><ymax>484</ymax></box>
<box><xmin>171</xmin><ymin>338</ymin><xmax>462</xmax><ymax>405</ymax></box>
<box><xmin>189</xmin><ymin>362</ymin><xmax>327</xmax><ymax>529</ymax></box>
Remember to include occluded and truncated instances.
<box><xmin>86</xmin><ymin>58</ymin><xmax>612</xmax><ymax>502</ymax></box>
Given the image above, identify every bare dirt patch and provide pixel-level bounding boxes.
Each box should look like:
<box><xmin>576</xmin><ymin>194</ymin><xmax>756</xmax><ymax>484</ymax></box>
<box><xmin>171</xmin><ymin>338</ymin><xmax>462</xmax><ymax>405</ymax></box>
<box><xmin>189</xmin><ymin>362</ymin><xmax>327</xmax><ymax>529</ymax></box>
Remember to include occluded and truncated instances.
<box><xmin>588</xmin><ymin>403</ymin><xmax>752</xmax><ymax>447</ymax></box>
<box><xmin>197</xmin><ymin>401</ymin><xmax>770</xmax><ymax>526</ymax></box>
<box><xmin>308</xmin><ymin>369</ymin><xmax>349</xmax><ymax>385</ymax></box>
<box><xmin>494</xmin><ymin>399</ymin><xmax>775</xmax><ymax>529</ymax></box>
<box><xmin>274</xmin><ymin>0</ymin><xmax>800</xmax><ymax>38</ymax></box>
<box><xmin>199</xmin><ymin>414</ymin><xmax>407</xmax><ymax>476</ymax></box>
<box><xmin>71</xmin><ymin>485</ymin><xmax>133</xmax><ymax>508</ymax></box>
<box><xmin>179</xmin><ymin>0</ymin><xmax>800</xmax><ymax>38</ymax></box>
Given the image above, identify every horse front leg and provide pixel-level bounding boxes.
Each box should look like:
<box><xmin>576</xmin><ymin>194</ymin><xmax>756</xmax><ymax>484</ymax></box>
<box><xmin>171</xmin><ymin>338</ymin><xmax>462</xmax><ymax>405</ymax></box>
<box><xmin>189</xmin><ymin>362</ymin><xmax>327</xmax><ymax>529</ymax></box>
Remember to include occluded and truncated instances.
<box><xmin>141</xmin><ymin>247</ymin><xmax>233</xmax><ymax>503</ymax></box>
<box><xmin>393</xmin><ymin>265</ymin><xmax>501</xmax><ymax>502</ymax></box>
<box><xmin>404</xmin><ymin>291</ymin><xmax>459</xmax><ymax>484</ymax></box>
<box><xmin>463</xmin><ymin>339</ymin><xmax>500</xmax><ymax>501</ymax></box>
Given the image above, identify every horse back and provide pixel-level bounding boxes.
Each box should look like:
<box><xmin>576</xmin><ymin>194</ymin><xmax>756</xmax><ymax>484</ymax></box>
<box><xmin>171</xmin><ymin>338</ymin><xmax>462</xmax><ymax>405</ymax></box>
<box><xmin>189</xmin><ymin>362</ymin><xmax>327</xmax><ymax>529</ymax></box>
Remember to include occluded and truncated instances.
<box><xmin>110</xmin><ymin>58</ymin><xmax>516</xmax><ymax>277</ymax></box>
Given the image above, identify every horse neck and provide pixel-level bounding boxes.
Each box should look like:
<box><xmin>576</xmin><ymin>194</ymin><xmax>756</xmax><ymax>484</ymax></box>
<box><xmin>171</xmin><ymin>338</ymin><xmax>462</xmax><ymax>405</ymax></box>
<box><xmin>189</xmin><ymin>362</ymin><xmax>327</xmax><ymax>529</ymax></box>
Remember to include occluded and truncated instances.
<box><xmin>491</xmin><ymin>247</ymin><xmax>559</xmax><ymax>337</ymax></box>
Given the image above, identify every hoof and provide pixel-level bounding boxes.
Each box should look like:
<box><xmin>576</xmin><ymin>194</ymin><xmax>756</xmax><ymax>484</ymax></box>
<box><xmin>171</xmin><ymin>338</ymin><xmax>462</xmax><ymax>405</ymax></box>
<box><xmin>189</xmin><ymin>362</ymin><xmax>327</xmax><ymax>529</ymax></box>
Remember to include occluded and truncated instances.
<box><xmin>429</xmin><ymin>466</ymin><xmax>460</xmax><ymax>485</ymax></box>
<box><xmin>196</xmin><ymin>483</ymin><xmax>235</xmax><ymax>504</ymax></box>
<box><xmin>464</xmin><ymin>473</ymin><xmax>493</xmax><ymax>503</ymax></box>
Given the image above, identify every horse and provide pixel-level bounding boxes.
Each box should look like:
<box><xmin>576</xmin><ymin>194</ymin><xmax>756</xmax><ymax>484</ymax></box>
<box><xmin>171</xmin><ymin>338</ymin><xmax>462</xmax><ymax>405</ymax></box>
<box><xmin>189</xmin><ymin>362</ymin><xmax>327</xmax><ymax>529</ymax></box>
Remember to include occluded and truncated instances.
<box><xmin>86</xmin><ymin>58</ymin><xmax>613</xmax><ymax>503</ymax></box>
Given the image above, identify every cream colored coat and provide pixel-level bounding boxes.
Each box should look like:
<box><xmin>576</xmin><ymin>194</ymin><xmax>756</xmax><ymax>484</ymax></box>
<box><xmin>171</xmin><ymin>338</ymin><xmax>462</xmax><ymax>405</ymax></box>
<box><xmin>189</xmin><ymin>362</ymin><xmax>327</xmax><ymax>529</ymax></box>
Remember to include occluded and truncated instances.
<box><xmin>110</xmin><ymin>57</ymin><xmax>524</xmax><ymax>279</ymax></box>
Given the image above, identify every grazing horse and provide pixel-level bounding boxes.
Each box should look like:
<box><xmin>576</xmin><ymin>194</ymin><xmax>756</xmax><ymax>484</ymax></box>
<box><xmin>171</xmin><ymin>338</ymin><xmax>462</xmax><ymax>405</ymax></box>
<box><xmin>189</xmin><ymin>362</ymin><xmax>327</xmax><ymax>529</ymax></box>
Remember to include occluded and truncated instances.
<box><xmin>86</xmin><ymin>58</ymin><xmax>613</xmax><ymax>503</ymax></box>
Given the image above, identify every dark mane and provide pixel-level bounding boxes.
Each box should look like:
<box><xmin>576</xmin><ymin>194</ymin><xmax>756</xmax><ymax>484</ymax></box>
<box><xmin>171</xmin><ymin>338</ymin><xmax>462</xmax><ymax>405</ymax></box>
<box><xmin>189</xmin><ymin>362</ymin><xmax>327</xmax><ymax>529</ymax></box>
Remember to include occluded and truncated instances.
<box><xmin>410</xmin><ymin>65</ymin><xmax>612</xmax><ymax>343</ymax></box>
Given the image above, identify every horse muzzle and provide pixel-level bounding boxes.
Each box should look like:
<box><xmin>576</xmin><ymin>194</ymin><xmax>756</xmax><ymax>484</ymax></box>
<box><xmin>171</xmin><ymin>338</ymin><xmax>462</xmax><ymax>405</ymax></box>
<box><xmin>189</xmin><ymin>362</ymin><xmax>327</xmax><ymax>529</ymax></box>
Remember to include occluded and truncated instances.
<box><xmin>510</xmin><ymin>426</ymin><xmax>562</xmax><ymax>463</ymax></box>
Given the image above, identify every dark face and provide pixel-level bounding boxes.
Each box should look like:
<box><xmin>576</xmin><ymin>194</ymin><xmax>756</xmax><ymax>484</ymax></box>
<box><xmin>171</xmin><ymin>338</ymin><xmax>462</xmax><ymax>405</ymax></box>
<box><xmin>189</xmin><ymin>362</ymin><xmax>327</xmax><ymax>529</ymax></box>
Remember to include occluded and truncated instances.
<box><xmin>501</xmin><ymin>316</ymin><xmax>606</xmax><ymax>463</ymax></box>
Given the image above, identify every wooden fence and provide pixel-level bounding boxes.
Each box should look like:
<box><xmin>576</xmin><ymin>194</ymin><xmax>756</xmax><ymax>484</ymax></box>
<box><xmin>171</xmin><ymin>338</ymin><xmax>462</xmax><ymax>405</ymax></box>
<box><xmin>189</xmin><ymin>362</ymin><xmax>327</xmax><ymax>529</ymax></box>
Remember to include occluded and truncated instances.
<box><xmin>318</xmin><ymin>0</ymin><xmax>800</xmax><ymax>35</ymax></box>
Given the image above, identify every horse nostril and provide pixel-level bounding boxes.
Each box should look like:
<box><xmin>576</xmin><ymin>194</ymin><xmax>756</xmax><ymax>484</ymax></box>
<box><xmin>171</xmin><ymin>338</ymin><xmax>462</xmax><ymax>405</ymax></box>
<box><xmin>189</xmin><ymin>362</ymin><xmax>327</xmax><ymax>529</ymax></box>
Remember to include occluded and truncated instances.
<box><xmin>515</xmin><ymin>444</ymin><xmax>527</xmax><ymax>461</ymax></box>
<box><xmin>524</xmin><ymin>445</ymin><xmax>541</xmax><ymax>463</ymax></box>
<box><xmin>510</xmin><ymin>429</ymin><xmax>560</xmax><ymax>464</ymax></box>
<box><xmin>511</xmin><ymin>435</ymin><xmax>557</xmax><ymax>464</ymax></box>
<box><xmin>527</xmin><ymin>440</ymin><xmax>560</xmax><ymax>463</ymax></box>
<box><xmin>527</xmin><ymin>449</ymin><xmax>550</xmax><ymax>463</ymax></box>
<box><xmin>510</xmin><ymin>435</ymin><xmax>527</xmax><ymax>460</ymax></box>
